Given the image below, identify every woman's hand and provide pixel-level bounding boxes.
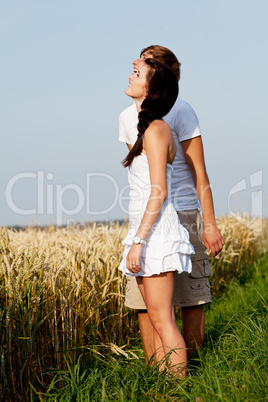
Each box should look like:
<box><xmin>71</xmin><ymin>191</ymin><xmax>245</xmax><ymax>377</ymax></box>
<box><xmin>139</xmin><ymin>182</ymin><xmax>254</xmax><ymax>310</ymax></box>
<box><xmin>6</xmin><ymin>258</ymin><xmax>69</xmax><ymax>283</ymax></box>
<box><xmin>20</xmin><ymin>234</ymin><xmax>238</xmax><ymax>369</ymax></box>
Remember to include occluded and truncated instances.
<box><xmin>126</xmin><ymin>244</ymin><xmax>143</xmax><ymax>273</ymax></box>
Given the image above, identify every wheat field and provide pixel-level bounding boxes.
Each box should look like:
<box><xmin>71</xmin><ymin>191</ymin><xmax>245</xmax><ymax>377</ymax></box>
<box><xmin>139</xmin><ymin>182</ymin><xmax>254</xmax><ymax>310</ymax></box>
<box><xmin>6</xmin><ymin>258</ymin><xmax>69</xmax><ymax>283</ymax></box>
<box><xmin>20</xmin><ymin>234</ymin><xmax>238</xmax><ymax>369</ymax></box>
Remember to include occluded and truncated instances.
<box><xmin>0</xmin><ymin>215</ymin><xmax>266</xmax><ymax>399</ymax></box>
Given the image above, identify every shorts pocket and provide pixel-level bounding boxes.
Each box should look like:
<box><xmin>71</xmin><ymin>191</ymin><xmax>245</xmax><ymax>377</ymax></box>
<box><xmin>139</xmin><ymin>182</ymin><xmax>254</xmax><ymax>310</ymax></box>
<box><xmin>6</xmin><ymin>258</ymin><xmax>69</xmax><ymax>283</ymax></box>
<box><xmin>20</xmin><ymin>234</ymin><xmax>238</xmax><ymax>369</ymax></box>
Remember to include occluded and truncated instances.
<box><xmin>190</xmin><ymin>259</ymin><xmax>212</xmax><ymax>279</ymax></box>
<box><xmin>203</xmin><ymin>259</ymin><xmax>212</xmax><ymax>276</ymax></box>
<box><xmin>190</xmin><ymin>278</ymin><xmax>209</xmax><ymax>297</ymax></box>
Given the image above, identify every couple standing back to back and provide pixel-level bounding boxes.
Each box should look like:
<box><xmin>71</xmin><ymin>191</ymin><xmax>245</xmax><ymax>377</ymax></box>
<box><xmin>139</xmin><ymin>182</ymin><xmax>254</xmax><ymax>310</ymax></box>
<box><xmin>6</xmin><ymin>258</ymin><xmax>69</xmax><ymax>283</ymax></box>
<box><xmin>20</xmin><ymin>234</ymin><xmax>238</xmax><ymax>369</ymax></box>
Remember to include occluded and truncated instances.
<box><xmin>118</xmin><ymin>45</ymin><xmax>224</xmax><ymax>364</ymax></box>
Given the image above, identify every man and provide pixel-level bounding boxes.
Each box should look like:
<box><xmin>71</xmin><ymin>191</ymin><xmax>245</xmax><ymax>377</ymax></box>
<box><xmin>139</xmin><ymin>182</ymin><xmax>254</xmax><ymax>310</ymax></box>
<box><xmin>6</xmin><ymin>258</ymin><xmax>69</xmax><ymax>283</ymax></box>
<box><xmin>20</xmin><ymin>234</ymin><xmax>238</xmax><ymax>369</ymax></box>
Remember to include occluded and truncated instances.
<box><xmin>119</xmin><ymin>45</ymin><xmax>224</xmax><ymax>360</ymax></box>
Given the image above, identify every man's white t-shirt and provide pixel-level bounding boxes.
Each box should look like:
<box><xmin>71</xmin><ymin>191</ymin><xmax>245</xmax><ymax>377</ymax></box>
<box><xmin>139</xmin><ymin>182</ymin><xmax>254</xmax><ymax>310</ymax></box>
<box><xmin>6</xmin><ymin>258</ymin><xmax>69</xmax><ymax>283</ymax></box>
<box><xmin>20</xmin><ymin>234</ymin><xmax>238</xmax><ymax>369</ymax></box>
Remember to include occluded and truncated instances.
<box><xmin>119</xmin><ymin>98</ymin><xmax>201</xmax><ymax>211</ymax></box>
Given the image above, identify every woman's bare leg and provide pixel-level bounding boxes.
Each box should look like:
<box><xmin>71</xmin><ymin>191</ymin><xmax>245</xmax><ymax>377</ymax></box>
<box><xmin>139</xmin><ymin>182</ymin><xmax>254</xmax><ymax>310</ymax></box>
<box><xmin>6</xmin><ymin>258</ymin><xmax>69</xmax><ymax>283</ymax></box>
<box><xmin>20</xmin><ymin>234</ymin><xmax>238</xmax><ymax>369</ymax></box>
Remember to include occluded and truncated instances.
<box><xmin>136</xmin><ymin>278</ymin><xmax>164</xmax><ymax>366</ymax></box>
<box><xmin>152</xmin><ymin>305</ymin><xmax>177</xmax><ymax>370</ymax></box>
<box><xmin>137</xmin><ymin>273</ymin><xmax>187</xmax><ymax>376</ymax></box>
<box><xmin>153</xmin><ymin>327</ymin><xmax>165</xmax><ymax>365</ymax></box>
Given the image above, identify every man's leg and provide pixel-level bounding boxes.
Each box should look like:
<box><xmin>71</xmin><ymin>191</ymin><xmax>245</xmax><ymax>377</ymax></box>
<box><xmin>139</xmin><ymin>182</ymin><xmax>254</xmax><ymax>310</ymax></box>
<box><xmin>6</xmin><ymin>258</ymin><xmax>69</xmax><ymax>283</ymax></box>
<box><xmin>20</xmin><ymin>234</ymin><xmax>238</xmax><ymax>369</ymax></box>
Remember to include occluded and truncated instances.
<box><xmin>174</xmin><ymin>267</ymin><xmax>210</xmax><ymax>358</ymax></box>
<box><xmin>137</xmin><ymin>311</ymin><xmax>154</xmax><ymax>363</ymax></box>
<box><xmin>176</xmin><ymin>210</ymin><xmax>212</xmax><ymax>358</ymax></box>
<box><xmin>181</xmin><ymin>305</ymin><xmax>205</xmax><ymax>356</ymax></box>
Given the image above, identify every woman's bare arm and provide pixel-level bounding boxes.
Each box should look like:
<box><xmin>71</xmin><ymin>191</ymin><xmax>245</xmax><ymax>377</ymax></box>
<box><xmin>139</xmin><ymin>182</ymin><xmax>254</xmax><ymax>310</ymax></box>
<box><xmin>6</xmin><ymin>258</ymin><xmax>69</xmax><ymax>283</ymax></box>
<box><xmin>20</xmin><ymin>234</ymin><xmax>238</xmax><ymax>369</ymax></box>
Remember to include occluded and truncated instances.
<box><xmin>126</xmin><ymin>121</ymin><xmax>172</xmax><ymax>272</ymax></box>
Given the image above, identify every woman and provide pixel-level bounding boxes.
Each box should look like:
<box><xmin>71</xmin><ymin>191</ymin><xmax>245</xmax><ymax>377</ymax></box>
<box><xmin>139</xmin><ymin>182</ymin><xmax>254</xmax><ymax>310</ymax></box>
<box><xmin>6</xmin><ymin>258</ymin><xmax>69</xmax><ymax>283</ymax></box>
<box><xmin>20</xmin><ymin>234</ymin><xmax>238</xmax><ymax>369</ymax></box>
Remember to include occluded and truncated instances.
<box><xmin>119</xmin><ymin>59</ymin><xmax>194</xmax><ymax>376</ymax></box>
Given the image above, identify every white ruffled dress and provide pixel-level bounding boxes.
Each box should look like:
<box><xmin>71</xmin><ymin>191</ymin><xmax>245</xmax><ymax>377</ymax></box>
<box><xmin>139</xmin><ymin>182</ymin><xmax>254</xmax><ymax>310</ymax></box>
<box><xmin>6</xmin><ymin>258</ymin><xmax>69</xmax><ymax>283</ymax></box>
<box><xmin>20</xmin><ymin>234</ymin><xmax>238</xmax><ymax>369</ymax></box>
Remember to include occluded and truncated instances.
<box><xmin>119</xmin><ymin>153</ymin><xmax>194</xmax><ymax>277</ymax></box>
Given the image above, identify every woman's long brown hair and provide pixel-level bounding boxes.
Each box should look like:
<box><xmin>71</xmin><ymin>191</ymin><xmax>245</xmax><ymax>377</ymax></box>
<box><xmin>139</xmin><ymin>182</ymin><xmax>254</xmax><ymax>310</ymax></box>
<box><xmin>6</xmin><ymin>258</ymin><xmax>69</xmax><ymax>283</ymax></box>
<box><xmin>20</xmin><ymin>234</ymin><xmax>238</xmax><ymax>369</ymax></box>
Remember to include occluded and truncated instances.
<box><xmin>122</xmin><ymin>59</ymin><xmax>178</xmax><ymax>168</ymax></box>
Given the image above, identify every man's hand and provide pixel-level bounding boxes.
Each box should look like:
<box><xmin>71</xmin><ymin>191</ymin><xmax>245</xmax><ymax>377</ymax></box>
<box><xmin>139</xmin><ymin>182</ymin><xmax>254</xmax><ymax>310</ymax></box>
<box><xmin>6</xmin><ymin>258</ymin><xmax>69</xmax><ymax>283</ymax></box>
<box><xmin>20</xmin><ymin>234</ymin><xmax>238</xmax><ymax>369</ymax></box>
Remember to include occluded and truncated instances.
<box><xmin>203</xmin><ymin>223</ymin><xmax>224</xmax><ymax>257</ymax></box>
<box><xmin>126</xmin><ymin>244</ymin><xmax>142</xmax><ymax>273</ymax></box>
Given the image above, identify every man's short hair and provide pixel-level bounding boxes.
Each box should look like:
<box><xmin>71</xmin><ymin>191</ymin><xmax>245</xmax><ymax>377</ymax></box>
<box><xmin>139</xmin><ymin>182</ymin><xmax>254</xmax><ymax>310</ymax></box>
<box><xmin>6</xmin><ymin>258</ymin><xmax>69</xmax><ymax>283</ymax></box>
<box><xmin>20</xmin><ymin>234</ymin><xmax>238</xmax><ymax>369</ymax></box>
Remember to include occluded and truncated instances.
<box><xmin>140</xmin><ymin>45</ymin><xmax>181</xmax><ymax>82</ymax></box>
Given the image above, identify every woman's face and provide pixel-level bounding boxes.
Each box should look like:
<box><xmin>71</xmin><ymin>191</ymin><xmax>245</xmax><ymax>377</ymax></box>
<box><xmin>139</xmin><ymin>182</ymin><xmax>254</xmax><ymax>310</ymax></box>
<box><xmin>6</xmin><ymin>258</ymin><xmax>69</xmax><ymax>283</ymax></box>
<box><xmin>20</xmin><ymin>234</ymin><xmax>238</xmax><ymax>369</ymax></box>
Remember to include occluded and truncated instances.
<box><xmin>125</xmin><ymin>62</ymin><xmax>150</xmax><ymax>101</ymax></box>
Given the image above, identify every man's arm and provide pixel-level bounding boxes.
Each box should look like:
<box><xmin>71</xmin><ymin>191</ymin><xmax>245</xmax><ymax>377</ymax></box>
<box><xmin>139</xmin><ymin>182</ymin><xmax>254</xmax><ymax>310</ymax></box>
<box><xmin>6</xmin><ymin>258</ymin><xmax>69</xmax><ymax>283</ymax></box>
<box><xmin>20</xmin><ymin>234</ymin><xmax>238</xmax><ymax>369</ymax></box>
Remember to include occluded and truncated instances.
<box><xmin>181</xmin><ymin>136</ymin><xmax>224</xmax><ymax>257</ymax></box>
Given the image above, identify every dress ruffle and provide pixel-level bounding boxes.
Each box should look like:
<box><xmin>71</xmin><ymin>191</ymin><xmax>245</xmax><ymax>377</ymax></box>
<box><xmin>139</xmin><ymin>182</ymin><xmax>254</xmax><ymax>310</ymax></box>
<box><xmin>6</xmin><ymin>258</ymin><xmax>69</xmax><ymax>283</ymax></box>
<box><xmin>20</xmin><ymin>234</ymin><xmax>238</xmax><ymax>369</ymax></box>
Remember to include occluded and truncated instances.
<box><xmin>119</xmin><ymin>248</ymin><xmax>193</xmax><ymax>277</ymax></box>
<box><xmin>118</xmin><ymin>210</ymin><xmax>194</xmax><ymax>277</ymax></box>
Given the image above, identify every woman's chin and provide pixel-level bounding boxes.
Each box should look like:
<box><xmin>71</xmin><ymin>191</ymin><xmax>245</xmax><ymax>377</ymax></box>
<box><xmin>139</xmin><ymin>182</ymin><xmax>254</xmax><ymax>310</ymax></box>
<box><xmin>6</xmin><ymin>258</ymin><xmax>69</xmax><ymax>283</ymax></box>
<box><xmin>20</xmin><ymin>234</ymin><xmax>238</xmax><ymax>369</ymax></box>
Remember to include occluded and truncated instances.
<box><xmin>125</xmin><ymin>88</ymin><xmax>133</xmax><ymax>97</ymax></box>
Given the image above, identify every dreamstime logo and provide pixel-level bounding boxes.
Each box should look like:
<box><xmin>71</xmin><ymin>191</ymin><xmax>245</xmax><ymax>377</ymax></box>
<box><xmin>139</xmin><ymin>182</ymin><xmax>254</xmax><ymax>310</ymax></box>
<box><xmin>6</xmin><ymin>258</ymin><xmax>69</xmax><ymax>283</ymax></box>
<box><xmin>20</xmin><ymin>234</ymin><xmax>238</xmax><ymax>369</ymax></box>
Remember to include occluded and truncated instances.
<box><xmin>5</xmin><ymin>170</ymin><xmax>264</xmax><ymax>229</ymax></box>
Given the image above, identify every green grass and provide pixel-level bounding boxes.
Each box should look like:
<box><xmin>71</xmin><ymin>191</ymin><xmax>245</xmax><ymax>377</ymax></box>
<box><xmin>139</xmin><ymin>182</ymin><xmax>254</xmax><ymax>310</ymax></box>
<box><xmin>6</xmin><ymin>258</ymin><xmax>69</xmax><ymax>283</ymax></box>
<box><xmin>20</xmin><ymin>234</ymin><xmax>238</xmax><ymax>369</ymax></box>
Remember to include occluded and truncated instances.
<box><xmin>38</xmin><ymin>254</ymin><xmax>268</xmax><ymax>401</ymax></box>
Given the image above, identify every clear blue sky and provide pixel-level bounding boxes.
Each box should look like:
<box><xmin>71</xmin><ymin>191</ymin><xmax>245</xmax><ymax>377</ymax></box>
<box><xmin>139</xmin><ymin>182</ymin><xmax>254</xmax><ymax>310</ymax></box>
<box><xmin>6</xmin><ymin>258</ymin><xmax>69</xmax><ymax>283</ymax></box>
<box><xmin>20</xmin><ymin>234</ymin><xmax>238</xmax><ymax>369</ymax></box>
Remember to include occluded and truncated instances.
<box><xmin>1</xmin><ymin>0</ymin><xmax>267</xmax><ymax>227</ymax></box>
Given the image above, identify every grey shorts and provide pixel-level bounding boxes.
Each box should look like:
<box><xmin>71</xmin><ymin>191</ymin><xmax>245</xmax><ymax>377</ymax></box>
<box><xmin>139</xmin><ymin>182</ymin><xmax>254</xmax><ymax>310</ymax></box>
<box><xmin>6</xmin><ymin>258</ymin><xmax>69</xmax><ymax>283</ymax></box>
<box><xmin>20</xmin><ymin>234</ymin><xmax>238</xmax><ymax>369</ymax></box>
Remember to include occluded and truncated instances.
<box><xmin>124</xmin><ymin>209</ymin><xmax>212</xmax><ymax>309</ymax></box>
